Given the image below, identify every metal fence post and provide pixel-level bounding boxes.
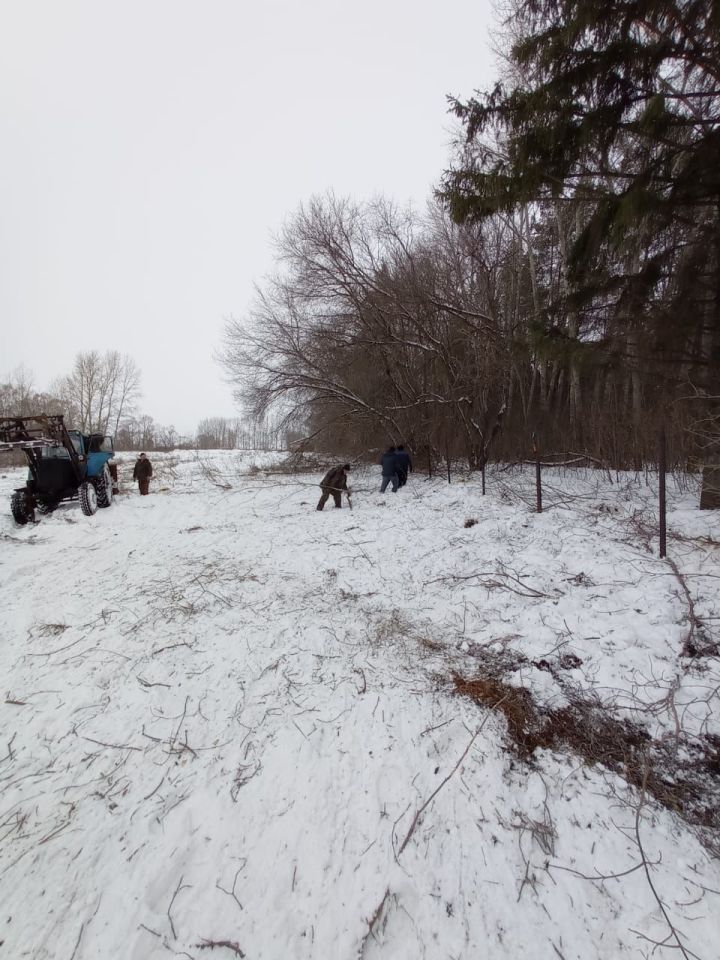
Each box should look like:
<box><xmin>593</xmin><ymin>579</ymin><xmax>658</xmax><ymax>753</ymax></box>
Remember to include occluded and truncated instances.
<box><xmin>659</xmin><ymin>423</ymin><xmax>667</xmax><ymax>558</ymax></box>
<box><xmin>532</xmin><ymin>432</ymin><xmax>542</xmax><ymax>513</ymax></box>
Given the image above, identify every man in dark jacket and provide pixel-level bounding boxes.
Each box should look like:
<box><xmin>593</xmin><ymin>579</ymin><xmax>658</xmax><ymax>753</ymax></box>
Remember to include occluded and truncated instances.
<box><xmin>133</xmin><ymin>452</ymin><xmax>153</xmax><ymax>495</ymax></box>
<box><xmin>379</xmin><ymin>446</ymin><xmax>399</xmax><ymax>493</ymax></box>
<box><xmin>395</xmin><ymin>445</ymin><xmax>412</xmax><ymax>488</ymax></box>
<box><xmin>317</xmin><ymin>463</ymin><xmax>350</xmax><ymax>510</ymax></box>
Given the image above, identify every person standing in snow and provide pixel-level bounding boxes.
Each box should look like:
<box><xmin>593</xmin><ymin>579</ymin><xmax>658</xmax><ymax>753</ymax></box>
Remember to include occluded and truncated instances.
<box><xmin>317</xmin><ymin>463</ymin><xmax>351</xmax><ymax>510</ymax></box>
<box><xmin>379</xmin><ymin>446</ymin><xmax>399</xmax><ymax>493</ymax></box>
<box><xmin>394</xmin><ymin>445</ymin><xmax>412</xmax><ymax>488</ymax></box>
<box><xmin>133</xmin><ymin>452</ymin><xmax>153</xmax><ymax>495</ymax></box>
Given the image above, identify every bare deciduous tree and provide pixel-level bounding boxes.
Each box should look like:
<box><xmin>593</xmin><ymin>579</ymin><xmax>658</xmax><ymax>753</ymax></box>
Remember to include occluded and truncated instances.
<box><xmin>221</xmin><ymin>194</ymin><xmax>508</xmax><ymax>471</ymax></box>
<box><xmin>52</xmin><ymin>351</ymin><xmax>141</xmax><ymax>434</ymax></box>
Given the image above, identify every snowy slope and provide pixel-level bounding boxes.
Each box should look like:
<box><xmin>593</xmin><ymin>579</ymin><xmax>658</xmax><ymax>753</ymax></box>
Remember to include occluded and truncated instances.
<box><xmin>1</xmin><ymin>451</ymin><xmax>718</xmax><ymax>960</ymax></box>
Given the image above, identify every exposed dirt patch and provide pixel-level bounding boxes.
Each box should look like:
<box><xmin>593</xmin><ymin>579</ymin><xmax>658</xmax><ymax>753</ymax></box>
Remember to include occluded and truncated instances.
<box><xmin>453</xmin><ymin>672</ymin><xmax>720</xmax><ymax>839</ymax></box>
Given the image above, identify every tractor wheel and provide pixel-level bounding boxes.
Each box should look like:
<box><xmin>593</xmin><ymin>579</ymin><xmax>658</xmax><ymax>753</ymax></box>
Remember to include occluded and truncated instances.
<box><xmin>79</xmin><ymin>481</ymin><xmax>98</xmax><ymax>516</ymax></box>
<box><xmin>96</xmin><ymin>464</ymin><xmax>114</xmax><ymax>508</ymax></box>
<box><xmin>10</xmin><ymin>491</ymin><xmax>31</xmax><ymax>525</ymax></box>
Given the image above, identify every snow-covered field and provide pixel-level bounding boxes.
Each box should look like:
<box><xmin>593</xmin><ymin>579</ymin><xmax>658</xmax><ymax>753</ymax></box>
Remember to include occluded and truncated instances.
<box><xmin>1</xmin><ymin>450</ymin><xmax>719</xmax><ymax>960</ymax></box>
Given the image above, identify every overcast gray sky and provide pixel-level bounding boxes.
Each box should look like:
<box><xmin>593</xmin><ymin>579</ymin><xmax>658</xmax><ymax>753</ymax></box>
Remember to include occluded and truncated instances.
<box><xmin>1</xmin><ymin>0</ymin><xmax>496</xmax><ymax>435</ymax></box>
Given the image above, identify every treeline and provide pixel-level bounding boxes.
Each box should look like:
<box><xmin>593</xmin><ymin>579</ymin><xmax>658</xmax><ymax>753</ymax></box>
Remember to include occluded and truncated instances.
<box><xmin>116</xmin><ymin>416</ymin><xmax>284</xmax><ymax>451</ymax></box>
<box><xmin>0</xmin><ymin>354</ymin><xmax>142</xmax><ymax>438</ymax></box>
<box><xmin>0</xmin><ymin>357</ymin><xmax>282</xmax><ymax>452</ymax></box>
<box><xmin>195</xmin><ymin>417</ymin><xmax>285</xmax><ymax>451</ymax></box>
<box><xmin>221</xmin><ymin>0</ymin><xmax>719</xmax><ymax>472</ymax></box>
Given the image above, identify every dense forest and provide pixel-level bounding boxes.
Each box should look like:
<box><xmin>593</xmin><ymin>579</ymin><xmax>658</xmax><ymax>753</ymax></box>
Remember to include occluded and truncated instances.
<box><xmin>222</xmin><ymin>0</ymin><xmax>720</xmax><ymax>472</ymax></box>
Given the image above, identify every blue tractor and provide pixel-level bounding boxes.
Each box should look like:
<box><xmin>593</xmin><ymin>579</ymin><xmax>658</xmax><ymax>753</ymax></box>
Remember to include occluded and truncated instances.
<box><xmin>0</xmin><ymin>414</ymin><xmax>117</xmax><ymax>524</ymax></box>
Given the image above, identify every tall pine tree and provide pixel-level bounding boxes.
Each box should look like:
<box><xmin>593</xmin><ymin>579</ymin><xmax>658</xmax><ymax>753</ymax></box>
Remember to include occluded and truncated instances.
<box><xmin>441</xmin><ymin>0</ymin><xmax>720</xmax><ymax>401</ymax></box>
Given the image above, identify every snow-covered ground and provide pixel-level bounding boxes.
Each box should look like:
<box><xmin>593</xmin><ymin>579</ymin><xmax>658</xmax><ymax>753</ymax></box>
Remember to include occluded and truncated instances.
<box><xmin>1</xmin><ymin>450</ymin><xmax>719</xmax><ymax>960</ymax></box>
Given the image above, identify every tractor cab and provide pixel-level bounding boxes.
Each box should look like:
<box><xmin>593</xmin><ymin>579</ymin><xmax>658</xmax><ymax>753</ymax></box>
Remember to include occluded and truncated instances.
<box><xmin>32</xmin><ymin>431</ymin><xmax>114</xmax><ymax>484</ymax></box>
<box><xmin>32</xmin><ymin>433</ymin><xmax>87</xmax><ymax>498</ymax></box>
<box><xmin>83</xmin><ymin>433</ymin><xmax>114</xmax><ymax>477</ymax></box>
